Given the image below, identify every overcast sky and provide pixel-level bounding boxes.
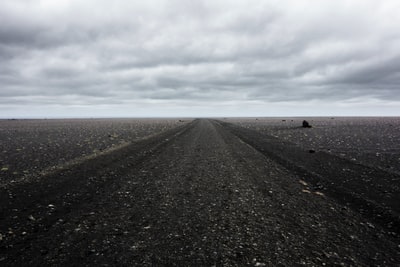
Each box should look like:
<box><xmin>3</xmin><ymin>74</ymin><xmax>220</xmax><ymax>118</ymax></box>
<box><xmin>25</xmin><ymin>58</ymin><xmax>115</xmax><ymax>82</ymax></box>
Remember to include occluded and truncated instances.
<box><xmin>1</xmin><ymin>0</ymin><xmax>399</xmax><ymax>118</ymax></box>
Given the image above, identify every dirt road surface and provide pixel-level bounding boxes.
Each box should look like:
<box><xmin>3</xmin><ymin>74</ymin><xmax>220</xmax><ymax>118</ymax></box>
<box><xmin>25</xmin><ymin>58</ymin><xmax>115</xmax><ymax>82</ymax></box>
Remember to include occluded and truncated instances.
<box><xmin>0</xmin><ymin>119</ymin><xmax>399</xmax><ymax>266</ymax></box>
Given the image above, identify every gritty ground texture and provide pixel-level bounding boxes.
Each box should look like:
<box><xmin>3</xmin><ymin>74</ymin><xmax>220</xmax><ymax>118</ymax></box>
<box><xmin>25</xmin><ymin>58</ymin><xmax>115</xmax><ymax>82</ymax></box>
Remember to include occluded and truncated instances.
<box><xmin>227</xmin><ymin>117</ymin><xmax>400</xmax><ymax>175</ymax></box>
<box><xmin>0</xmin><ymin>119</ymin><xmax>399</xmax><ymax>266</ymax></box>
<box><xmin>0</xmin><ymin>118</ymin><xmax>186</xmax><ymax>184</ymax></box>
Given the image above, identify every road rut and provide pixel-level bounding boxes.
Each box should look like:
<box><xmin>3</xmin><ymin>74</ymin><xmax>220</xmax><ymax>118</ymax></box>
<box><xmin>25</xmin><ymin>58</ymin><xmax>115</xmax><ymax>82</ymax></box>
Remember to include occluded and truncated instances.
<box><xmin>0</xmin><ymin>119</ymin><xmax>398</xmax><ymax>266</ymax></box>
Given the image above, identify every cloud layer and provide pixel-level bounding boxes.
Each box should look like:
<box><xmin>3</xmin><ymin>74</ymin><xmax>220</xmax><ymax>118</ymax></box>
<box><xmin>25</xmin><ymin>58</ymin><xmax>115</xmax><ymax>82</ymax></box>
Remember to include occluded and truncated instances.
<box><xmin>1</xmin><ymin>0</ymin><xmax>400</xmax><ymax>117</ymax></box>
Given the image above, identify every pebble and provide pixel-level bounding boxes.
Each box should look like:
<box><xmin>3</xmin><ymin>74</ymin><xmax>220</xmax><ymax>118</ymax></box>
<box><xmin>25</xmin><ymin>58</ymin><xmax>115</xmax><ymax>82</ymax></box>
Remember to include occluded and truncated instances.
<box><xmin>366</xmin><ymin>222</ymin><xmax>375</xmax><ymax>229</ymax></box>
<box><xmin>299</xmin><ymin>180</ymin><xmax>308</xmax><ymax>186</ymax></box>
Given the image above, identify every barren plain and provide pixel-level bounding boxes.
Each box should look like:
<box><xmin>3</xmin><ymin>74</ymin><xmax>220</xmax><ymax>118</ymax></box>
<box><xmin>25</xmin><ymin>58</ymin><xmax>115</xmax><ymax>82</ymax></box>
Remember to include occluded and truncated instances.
<box><xmin>0</xmin><ymin>118</ymin><xmax>399</xmax><ymax>266</ymax></box>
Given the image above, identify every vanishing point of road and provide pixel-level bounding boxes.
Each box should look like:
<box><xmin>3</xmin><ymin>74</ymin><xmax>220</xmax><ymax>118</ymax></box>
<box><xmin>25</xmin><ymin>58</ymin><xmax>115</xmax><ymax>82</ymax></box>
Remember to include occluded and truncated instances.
<box><xmin>0</xmin><ymin>119</ymin><xmax>399</xmax><ymax>266</ymax></box>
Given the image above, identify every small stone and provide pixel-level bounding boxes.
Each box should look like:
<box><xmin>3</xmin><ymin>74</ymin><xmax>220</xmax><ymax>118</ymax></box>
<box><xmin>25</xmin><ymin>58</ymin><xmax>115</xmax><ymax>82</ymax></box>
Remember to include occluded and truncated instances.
<box><xmin>302</xmin><ymin>120</ymin><xmax>312</xmax><ymax>128</ymax></box>
<box><xmin>0</xmin><ymin>233</ymin><xmax>3</xmax><ymax>241</ymax></box>
<box><xmin>302</xmin><ymin>189</ymin><xmax>311</xmax><ymax>194</ymax></box>
<box><xmin>28</xmin><ymin>215</ymin><xmax>36</xmax><ymax>221</ymax></box>
<box><xmin>366</xmin><ymin>222</ymin><xmax>375</xmax><ymax>229</ymax></box>
<box><xmin>309</xmin><ymin>149</ymin><xmax>316</xmax><ymax>153</ymax></box>
<box><xmin>255</xmin><ymin>263</ymin><xmax>266</xmax><ymax>267</ymax></box>
<box><xmin>299</xmin><ymin>180</ymin><xmax>308</xmax><ymax>186</ymax></box>
<box><xmin>314</xmin><ymin>191</ymin><xmax>325</xmax><ymax>196</ymax></box>
<box><xmin>1</xmin><ymin>167</ymin><xmax>8</xmax><ymax>171</ymax></box>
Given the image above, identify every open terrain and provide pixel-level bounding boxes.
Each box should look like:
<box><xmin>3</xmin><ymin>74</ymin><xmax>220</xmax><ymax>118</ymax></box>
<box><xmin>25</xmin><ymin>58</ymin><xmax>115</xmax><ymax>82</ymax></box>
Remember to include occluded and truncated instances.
<box><xmin>226</xmin><ymin>117</ymin><xmax>400</xmax><ymax>174</ymax></box>
<box><xmin>0</xmin><ymin>118</ymin><xmax>185</xmax><ymax>185</ymax></box>
<box><xmin>0</xmin><ymin>118</ymin><xmax>399</xmax><ymax>266</ymax></box>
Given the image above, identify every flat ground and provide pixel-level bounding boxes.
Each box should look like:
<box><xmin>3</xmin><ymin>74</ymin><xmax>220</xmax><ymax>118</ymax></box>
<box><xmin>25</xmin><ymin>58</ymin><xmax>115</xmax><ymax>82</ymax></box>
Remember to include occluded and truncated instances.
<box><xmin>0</xmin><ymin>119</ymin><xmax>399</xmax><ymax>266</ymax></box>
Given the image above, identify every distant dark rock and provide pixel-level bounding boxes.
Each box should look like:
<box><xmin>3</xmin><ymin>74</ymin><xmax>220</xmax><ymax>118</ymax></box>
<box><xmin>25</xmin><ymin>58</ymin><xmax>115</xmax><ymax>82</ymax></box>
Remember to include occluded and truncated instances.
<box><xmin>302</xmin><ymin>120</ymin><xmax>312</xmax><ymax>128</ymax></box>
<box><xmin>309</xmin><ymin>149</ymin><xmax>316</xmax><ymax>153</ymax></box>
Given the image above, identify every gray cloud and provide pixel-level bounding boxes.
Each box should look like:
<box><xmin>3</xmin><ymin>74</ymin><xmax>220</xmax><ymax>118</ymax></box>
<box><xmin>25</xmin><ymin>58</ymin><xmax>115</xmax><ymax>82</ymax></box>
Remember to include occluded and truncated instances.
<box><xmin>1</xmin><ymin>0</ymin><xmax>400</xmax><ymax>117</ymax></box>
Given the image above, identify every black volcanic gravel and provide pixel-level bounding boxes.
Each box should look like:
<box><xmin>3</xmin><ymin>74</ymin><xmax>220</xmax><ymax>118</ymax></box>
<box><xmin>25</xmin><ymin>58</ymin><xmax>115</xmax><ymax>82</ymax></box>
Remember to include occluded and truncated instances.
<box><xmin>0</xmin><ymin>119</ymin><xmax>398</xmax><ymax>266</ymax></box>
<box><xmin>0</xmin><ymin>119</ymin><xmax>188</xmax><ymax>183</ymax></box>
<box><xmin>226</xmin><ymin>117</ymin><xmax>400</xmax><ymax>174</ymax></box>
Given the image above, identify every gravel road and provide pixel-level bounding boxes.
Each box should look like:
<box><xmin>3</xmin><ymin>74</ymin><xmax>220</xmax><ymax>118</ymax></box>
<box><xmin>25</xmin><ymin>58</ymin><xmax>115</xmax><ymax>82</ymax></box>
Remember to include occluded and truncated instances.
<box><xmin>0</xmin><ymin>119</ymin><xmax>399</xmax><ymax>266</ymax></box>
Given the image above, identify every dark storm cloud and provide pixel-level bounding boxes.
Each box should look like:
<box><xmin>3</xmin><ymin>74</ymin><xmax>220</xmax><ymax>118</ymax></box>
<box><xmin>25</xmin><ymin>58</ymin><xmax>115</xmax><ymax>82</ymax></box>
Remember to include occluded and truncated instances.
<box><xmin>1</xmin><ymin>0</ymin><xmax>400</xmax><ymax>116</ymax></box>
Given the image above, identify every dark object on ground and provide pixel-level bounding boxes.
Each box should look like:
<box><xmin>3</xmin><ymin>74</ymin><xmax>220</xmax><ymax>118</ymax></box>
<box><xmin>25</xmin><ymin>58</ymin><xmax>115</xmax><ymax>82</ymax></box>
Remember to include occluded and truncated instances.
<box><xmin>302</xmin><ymin>120</ymin><xmax>312</xmax><ymax>128</ymax></box>
<box><xmin>309</xmin><ymin>149</ymin><xmax>316</xmax><ymax>153</ymax></box>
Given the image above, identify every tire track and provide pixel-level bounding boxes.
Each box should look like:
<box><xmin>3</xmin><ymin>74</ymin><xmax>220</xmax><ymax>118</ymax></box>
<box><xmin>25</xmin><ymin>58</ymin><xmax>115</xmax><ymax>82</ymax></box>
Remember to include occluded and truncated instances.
<box><xmin>1</xmin><ymin>119</ymin><xmax>399</xmax><ymax>266</ymax></box>
<box><xmin>217</xmin><ymin>119</ymin><xmax>400</xmax><ymax>234</ymax></box>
